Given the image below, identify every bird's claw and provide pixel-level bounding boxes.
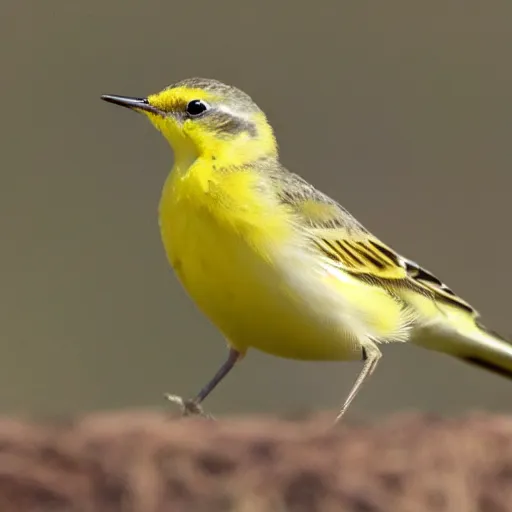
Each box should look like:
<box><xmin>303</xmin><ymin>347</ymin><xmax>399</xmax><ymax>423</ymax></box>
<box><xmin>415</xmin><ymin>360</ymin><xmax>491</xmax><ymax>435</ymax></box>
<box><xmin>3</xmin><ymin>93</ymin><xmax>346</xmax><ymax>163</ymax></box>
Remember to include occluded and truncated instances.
<box><xmin>165</xmin><ymin>393</ymin><xmax>215</xmax><ymax>420</ymax></box>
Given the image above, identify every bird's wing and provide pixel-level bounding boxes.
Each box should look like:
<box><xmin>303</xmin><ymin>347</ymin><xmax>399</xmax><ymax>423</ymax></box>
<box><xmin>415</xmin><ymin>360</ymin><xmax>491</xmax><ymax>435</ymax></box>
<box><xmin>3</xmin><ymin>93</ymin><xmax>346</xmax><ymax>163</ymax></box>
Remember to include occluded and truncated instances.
<box><xmin>275</xmin><ymin>171</ymin><xmax>474</xmax><ymax>313</ymax></box>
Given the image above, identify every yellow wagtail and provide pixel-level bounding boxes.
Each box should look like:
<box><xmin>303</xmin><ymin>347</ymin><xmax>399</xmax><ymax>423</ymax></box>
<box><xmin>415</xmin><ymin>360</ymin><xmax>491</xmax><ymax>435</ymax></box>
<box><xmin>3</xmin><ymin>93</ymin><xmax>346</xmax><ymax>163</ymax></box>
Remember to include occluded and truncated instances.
<box><xmin>101</xmin><ymin>78</ymin><xmax>512</xmax><ymax>422</ymax></box>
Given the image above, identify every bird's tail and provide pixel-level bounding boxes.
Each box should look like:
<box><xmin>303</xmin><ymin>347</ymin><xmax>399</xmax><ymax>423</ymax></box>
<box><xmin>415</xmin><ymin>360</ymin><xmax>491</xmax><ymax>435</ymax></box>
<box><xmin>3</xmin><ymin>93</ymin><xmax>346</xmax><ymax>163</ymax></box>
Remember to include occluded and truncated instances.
<box><xmin>456</xmin><ymin>323</ymin><xmax>512</xmax><ymax>379</ymax></box>
<box><xmin>413</xmin><ymin>305</ymin><xmax>512</xmax><ymax>379</ymax></box>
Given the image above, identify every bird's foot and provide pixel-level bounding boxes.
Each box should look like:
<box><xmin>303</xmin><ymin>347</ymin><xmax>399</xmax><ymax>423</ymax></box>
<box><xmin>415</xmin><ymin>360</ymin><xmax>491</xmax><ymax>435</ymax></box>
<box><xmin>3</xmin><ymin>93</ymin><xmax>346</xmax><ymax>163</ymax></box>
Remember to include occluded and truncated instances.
<box><xmin>164</xmin><ymin>393</ymin><xmax>215</xmax><ymax>420</ymax></box>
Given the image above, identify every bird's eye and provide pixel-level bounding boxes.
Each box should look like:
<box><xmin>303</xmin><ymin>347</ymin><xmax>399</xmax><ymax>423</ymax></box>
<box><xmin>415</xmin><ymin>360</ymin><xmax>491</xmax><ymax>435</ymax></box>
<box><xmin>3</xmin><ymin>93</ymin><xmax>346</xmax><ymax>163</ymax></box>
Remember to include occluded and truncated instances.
<box><xmin>186</xmin><ymin>99</ymin><xmax>209</xmax><ymax>117</ymax></box>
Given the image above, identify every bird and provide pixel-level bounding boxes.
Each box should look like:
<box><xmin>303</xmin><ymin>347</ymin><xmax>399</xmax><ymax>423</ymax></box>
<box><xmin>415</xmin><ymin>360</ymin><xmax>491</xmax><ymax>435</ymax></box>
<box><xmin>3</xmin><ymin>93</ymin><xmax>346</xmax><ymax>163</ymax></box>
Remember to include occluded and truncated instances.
<box><xmin>101</xmin><ymin>78</ymin><xmax>512</xmax><ymax>422</ymax></box>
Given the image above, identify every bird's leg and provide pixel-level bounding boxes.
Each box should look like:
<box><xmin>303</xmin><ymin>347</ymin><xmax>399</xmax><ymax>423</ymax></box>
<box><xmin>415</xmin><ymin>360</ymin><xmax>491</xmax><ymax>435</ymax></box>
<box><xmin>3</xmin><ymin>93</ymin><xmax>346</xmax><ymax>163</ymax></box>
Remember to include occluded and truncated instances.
<box><xmin>166</xmin><ymin>347</ymin><xmax>241</xmax><ymax>420</ymax></box>
<box><xmin>334</xmin><ymin>343</ymin><xmax>382</xmax><ymax>423</ymax></box>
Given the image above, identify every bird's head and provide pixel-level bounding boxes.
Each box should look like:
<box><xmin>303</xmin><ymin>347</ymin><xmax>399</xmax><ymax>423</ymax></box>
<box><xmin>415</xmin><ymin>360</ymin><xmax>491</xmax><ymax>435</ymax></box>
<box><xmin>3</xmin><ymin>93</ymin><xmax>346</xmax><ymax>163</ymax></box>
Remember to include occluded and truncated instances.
<box><xmin>102</xmin><ymin>78</ymin><xmax>278</xmax><ymax>166</ymax></box>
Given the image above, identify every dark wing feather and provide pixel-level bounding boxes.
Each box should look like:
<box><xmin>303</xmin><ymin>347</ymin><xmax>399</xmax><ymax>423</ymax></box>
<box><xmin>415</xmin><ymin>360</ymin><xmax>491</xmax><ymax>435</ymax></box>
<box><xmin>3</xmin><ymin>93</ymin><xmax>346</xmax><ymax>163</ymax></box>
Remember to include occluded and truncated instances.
<box><xmin>272</xmin><ymin>168</ymin><xmax>475</xmax><ymax>314</ymax></box>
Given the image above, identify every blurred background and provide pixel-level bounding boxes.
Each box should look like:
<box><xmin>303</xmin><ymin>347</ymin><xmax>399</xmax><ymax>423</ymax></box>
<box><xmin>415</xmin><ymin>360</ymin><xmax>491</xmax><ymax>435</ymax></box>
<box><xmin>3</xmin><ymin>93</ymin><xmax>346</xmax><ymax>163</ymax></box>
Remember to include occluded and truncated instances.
<box><xmin>1</xmin><ymin>0</ymin><xmax>510</xmax><ymax>417</ymax></box>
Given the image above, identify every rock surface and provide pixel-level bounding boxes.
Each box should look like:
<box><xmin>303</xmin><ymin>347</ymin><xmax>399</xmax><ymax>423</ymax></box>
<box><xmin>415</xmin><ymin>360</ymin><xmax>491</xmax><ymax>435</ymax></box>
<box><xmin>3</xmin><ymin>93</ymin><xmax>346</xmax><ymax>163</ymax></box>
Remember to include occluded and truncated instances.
<box><xmin>0</xmin><ymin>410</ymin><xmax>511</xmax><ymax>512</ymax></box>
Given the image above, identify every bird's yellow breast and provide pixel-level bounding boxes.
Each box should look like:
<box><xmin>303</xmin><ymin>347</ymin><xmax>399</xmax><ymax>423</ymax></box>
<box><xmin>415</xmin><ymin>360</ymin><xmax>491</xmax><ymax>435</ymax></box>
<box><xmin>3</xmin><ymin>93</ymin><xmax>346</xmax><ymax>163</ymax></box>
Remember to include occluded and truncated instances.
<box><xmin>158</xmin><ymin>160</ymin><xmax>366</xmax><ymax>361</ymax></box>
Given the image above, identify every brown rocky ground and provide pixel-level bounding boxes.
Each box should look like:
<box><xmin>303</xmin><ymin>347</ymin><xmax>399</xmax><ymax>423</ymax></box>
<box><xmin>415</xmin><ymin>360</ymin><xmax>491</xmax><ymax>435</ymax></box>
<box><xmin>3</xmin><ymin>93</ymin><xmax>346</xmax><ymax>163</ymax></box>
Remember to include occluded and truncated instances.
<box><xmin>0</xmin><ymin>410</ymin><xmax>511</xmax><ymax>512</ymax></box>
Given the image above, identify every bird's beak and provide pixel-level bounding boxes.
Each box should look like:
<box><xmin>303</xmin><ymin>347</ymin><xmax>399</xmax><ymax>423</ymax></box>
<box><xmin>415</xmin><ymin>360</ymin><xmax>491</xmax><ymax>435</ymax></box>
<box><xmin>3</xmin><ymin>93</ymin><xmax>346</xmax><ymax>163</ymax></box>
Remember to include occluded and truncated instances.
<box><xmin>100</xmin><ymin>94</ymin><xmax>163</xmax><ymax>116</ymax></box>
